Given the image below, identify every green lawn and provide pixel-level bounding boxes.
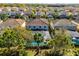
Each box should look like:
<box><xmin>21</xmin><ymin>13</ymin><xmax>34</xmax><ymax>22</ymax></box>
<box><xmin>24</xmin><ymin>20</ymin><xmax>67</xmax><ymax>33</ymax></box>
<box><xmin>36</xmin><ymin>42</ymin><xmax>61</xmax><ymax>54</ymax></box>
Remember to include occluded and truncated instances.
<box><xmin>26</xmin><ymin>49</ymin><xmax>51</xmax><ymax>56</ymax></box>
<box><xmin>26</xmin><ymin>49</ymin><xmax>36</xmax><ymax>56</ymax></box>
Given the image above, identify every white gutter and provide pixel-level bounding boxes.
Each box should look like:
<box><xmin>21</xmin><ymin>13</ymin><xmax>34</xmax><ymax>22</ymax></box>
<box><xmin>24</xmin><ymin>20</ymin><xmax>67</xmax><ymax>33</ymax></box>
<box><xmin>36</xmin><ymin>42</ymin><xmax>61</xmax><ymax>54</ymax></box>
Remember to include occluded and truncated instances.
<box><xmin>71</xmin><ymin>20</ymin><xmax>79</xmax><ymax>25</ymax></box>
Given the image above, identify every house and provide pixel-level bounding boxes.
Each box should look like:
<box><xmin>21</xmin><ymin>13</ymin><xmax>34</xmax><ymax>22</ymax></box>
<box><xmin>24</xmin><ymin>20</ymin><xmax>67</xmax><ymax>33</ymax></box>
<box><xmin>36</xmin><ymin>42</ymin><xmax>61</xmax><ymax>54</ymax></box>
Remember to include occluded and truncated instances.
<box><xmin>17</xmin><ymin>11</ymin><xmax>24</xmax><ymax>16</ymax></box>
<box><xmin>73</xmin><ymin>15</ymin><xmax>79</xmax><ymax>20</ymax></box>
<box><xmin>26</xmin><ymin>18</ymin><xmax>48</xmax><ymax>31</ymax></box>
<box><xmin>47</xmin><ymin>11</ymin><xmax>53</xmax><ymax>18</ymax></box>
<box><xmin>54</xmin><ymin>19</ymin><xmax>77</xmax><ymax>31</ymax></box>
<box><xmin>35</xmin><ymin>11</ymin><xmax>41</xmax><ymax>16</ymax></box>
<box><xmin>59</xmin><ymin>11</ymin><xmax>67</xmax><ymax>19</ymax></box>
<box><xmin>67</xmin><ymin>31</ymin><xmax>79</xmax><ymax>45</ymax></box>
<box><xmin>0</xmin><ymin>19</ymin><xmax>26</xmax><ymax>30</ymax></box>
<box><xmin>2</xmin><ymin>7</ymin><xmax>11</xmax><ymax>12</ymax></box>
<box><xmin>8</xmin><ymin>11</ymin><xmax>17</xmax><ymax>18</ymax></box>
<box><xmin>26</xmin><ymin>18</ymin><xmax>51</xmax><ymax>39</ymax></box>
<box><xmin>0</xmin><ymin>11</ymin><xmax>7</xmax><ymax>14</ymax></box>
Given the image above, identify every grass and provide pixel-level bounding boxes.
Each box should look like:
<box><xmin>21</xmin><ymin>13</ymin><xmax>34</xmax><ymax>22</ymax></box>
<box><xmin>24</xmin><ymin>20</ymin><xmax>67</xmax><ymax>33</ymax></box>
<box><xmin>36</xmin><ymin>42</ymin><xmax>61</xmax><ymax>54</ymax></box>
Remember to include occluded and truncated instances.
<box><xmin>26</xmin><ymin>49</ymin><xmax>51</xmax><ymax>56</ymax></box>
<box><xmin>26</xmin><ymin>49</ymin><xmax>36</xmax><ymax>56</ymax></box>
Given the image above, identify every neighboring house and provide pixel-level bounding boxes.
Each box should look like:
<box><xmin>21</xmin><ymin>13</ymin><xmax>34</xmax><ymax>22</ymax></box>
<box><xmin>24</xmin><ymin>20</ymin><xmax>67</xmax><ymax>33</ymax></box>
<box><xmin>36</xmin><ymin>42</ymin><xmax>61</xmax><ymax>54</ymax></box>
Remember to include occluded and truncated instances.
<box><xmin>46</xmin><ymin>11</ymin><xmax>53</xmax><ymax>16</ymax></box>
<box><xmin>68</xmin><ymin>31</ymin><xmax>79</xmax><ymax>45</ymax></box>
<box><xmin>47</xmin><ymin>14</ymin><xmax>53</xmax><ymax>18</ymax></box>
<box><xmin>0</xmin><ymin>19</ymin><xmax>26</xmax><ymax>30</ymax></box>
<box><xmin>24</xmin><ymin>11</ymin><xmax>33</xmax><ymax>16</ymax></box>
<box><xmin>18</xmin><ymin>8</ymin><xmax>25</xmax><ymax>12</ymax></box>
<box><xmin>40</xmin><ymin>12</ymin><xmax>46</xmax><ymax>17</ymax></box>
<box><xmin>47</xmin><ymin>11</ymin><xmax>53</xmax><ymax>18</ymax></box>
<box><xmin>73</xmin><ymin>15</ymin><xmax>79</xmax><ymax>20</ymax></box>
<box><xmin>18</xmin><ymin>11</ymin><xmax>24</xmax><ymax>16</ymax></box>
<box><xmin>0</xmin><ymin>11</ymin><xmax>7</xmax><ymax>14</ymax></box>
<box><xmin>59</xmin><ymin>11</ymin><xmax>67</xmax><ymax>18</ymax></box>
<box><xmin>7</xmin><ymin>11</ymin><xmax>24</xmax><ymax>18</ymax></box>
<box><xmin>35</xmin><ymin>11</ymin><xmax>41</xmax><ymax>16</ymax></box>
<box><xmin>54</xmin><ymin>19</ymin><xmax>77</xmax><ymax>31</ymax></box>
<box><xmin>6</xmin><ymin>7</ymin><xmax>11</xmax><ymax>11</ymax></box>
<box><xmin>7</xmin><ymin>11</ymin><xmax>17</xmax><ymax>18</ymax></box>
<box><xmin>73</xmin><ymin>11</ymin><xmax>78</xmax><ymax>16</ymax></box>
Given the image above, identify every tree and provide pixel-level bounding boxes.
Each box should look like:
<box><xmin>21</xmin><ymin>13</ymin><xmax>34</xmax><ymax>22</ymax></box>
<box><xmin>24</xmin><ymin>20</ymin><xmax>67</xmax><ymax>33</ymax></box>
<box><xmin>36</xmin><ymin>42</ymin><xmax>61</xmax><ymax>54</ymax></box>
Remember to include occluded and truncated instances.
<box><xmin>0</xmin><ymin>14</ymin><xmax>9</xmax><ymax>21</ymax></box>
<box><xmin>48</xmin><ymin>19</ymin><xmax>55</xmax><ymax>39</ymax></box>
<box><xmin>17</xmin><ymin>4</ymin><xmax>26</xmax><ymax>8</ymax></box>
<box><xmin>14</xmin><ymin>26</ymin><xmax>33</xmax><ymax>40</ymax></box>
<box><xmin>15</xmin><ymin>14</ymin><xmax>23</xmax><ymax>19</ymax></box>
<box><xmin>29</xmin><ymin>11</ymin><xmax>36</xmax><ymax>19</ymax></box>
<box><xmin>68</xmin><ymin>14</ymin><xmax>73</xmax><ymax>21</ymax></box>
<box><xmin>53</xmin><ymin>9</ymin><xmax>59</xmax><ymax>19</ymax></box>
<box><xmin>34</xmin><ymin>33</ymin><xmax>43</xmax><ymax>56</ymax></box>
<box><xmin>67</xmin><ymin>12</ymin><xmax>73</xmax><ymax>21</ymax></box>
<box><xmin>0</xmin><ymin>26</ymin><xmax>33</xmax><ymax>56</ymax></box>
<box><xmin>48</xmin><ymin>30</ymin><xmax>74</xmax><ymax>56</ymax></box>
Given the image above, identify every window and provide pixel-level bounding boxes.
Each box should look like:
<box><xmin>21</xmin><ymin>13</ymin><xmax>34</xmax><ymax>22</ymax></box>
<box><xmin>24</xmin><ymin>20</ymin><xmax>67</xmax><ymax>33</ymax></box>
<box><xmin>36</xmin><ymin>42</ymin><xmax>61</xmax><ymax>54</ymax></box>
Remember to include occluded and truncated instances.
<box><xmin>39</xmin><ymin>26</ymin><xmax>41</xmax><ymax>28</ymax></box>
<box><xmin>44</xmin><ymin>26</ymin><xmax>46</xmax><ymax>28</ymax></box>
<box><xmin>33</xmin><ymin>26</ymin><xmax>36</xmax><ymax>28</ymax></box>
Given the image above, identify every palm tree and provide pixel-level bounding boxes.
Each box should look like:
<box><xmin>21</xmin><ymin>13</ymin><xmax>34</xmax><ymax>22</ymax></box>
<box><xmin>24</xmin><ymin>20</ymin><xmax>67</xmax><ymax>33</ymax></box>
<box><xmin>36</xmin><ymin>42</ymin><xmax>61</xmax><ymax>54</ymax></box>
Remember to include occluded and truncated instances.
<box><xmin>48</xmin><ymin>18</ymin><xmax>55</xmax><ymax>39</ymax></box>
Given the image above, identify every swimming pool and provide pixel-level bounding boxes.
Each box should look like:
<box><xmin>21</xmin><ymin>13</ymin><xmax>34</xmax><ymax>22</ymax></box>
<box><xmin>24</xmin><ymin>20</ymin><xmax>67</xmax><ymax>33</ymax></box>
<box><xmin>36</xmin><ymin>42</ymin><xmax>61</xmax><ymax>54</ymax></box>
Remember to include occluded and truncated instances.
<box><xmin>30</xmin><ymin>41</ymin><xmax>47</xmax><ymax>46</ymax></box>
<box><xmin>72</xmin><ymin>39</ymin><xmax>79</xmax><ymax>45</ymax></box>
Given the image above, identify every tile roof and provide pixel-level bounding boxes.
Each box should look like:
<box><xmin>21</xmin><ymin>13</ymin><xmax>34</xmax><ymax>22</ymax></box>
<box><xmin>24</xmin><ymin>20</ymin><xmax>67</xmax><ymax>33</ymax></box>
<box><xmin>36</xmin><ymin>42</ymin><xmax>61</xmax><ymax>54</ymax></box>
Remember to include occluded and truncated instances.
<box><xmin>26</xmin><ymin>18</ymin><xmax>48</xmax><ymax>26</ymax></box>
<box><xmin>0</xmin><ymin>19</ymin><xmax>26</xmax><ymax>30</ymax></box>
<box><xmin>4</xmin><ymin>19</ymin><xmax>25</xmax><ymax>25</ymax></box>
<box><xmin>74</xmin><ymin>19</ymin><xmax>79</xmax><ymax>23</ymax></box>
<box><xmin>68</xmin><ymin>31</ymin><xmax>79</xmax><ymax>38</ymax></box>
<box><xmin>54</xmin><ymin>19</ymin><xmax>76</xmax><ymax>26</ymax></box>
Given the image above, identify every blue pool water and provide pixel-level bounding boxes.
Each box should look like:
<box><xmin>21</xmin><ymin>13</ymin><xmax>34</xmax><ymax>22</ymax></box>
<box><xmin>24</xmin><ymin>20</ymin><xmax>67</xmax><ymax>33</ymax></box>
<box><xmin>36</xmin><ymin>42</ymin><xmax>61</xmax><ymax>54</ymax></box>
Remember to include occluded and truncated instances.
<box><xmin>72</xmin><ymin>39</ymin><xmax>79</xmax><ymax>45</ymax></box>
<box><xmin>31</xmin><ymin>41</ymin><xmax>47</xmax><ymax>46</ymax></box>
